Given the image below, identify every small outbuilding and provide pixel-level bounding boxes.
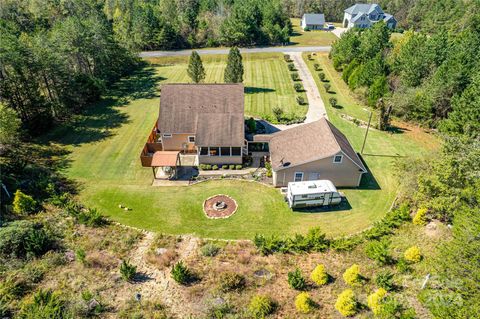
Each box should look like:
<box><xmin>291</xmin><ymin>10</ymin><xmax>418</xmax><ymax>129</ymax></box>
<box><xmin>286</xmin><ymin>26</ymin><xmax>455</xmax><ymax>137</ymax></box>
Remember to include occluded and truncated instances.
<box><xmin>268</xmin><ymin>118</ymin><xmax>367</xmax><ymax>187</ymax></box>
<box><xmin>301</xmin><ymin>13</ymin><xmax>325</xmax><ymax>30</ymax></box>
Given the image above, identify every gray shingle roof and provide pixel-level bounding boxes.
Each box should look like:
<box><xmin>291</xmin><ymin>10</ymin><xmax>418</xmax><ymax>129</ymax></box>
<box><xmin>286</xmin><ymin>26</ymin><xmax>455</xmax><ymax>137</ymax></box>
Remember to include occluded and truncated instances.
<box><xmin>345</xmin><ymin>3</ymin><xmax>383</xmax><ymax>15</ymax></box>
<box><xmin>158</xmin><ymin>84</ymin><xmax>245</xmax><ymax>146</ymax></box>
<box><xmin>268</xmin><ymin>118</ymin><xmax>366</xmax><ymax>172</ymax></box>
<box><xmin>303</xmin><ymin>13</ymin><xmax>325</xmax><ymax>26</ymax></box>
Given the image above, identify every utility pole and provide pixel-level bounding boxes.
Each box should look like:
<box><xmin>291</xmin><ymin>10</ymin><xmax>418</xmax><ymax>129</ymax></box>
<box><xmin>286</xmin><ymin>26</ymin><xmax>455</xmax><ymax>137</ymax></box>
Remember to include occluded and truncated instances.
<box><xmin>361</xmin><ymin>111</ymin><xmax>373</xmax><ymax>154</ymax></box>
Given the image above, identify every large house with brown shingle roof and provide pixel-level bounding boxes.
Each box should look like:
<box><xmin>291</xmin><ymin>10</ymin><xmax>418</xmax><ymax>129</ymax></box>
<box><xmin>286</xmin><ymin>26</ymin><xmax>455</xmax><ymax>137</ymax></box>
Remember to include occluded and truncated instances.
<box><xmin>255</xmin><ymin>118</ymin><xmax>367</xmax><ymax>187</ymax></box>
<box><xmin>140</xmin><ymin>83</ymin><xmax>245</xmax><ymax>168</ymax></box>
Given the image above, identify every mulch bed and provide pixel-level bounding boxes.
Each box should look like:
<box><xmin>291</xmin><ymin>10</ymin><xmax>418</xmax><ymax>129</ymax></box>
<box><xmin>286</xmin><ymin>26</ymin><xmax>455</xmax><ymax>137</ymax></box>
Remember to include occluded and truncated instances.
<box><xmin>203</xmin><ymin>194</ymin><xmax>238</xmax><ymax>219</ymax></box>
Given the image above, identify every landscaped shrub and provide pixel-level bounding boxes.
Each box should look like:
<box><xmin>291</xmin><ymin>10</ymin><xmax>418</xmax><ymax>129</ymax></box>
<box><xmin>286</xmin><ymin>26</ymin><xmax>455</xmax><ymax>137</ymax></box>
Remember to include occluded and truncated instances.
<box><xmin>413</xmin><ymin>208</ymin><xmax>428</xmax><ymax>225</ymax></box>
<box><xmin>119</xmin><ymin>260</ymin><xmax>136</xmax><ymax>281</ymax></box>
<box><xmin>294</xmin><ymin>83</ymin><xmax>303</xmax><ymax>92</ymax></box>
<box><xmin>19</xmin><ymin>290</ymin><xmax>68</xmax><ymax>318</ymax></box>
<box><xmin>13</xmin><ymin>190</ymin><xmax>37</xmax><ymax>215</ymax></box>
<box><xmin>249</xmin><ymin>295</ymin><xmax>275</xmax><ymax>319</ymax></box>
<box><xmin>212</xmin><ymin>165</ymin><xmax>219</xmax><ymax>170</ymax></box>
<box><xmin>77</xmin><ymin>208</ymin><xmax>107</xmax><ymax>227</ymax></box>
<box><xmin>218</xmin><ymin>272</ymin><xmax>246</xmax><ymax>292</ymax></box>
<box><xmin>375</xmin><ymin>270</ymin><xmax>395</xmax><ymax>291</ymax></box>
<box><xmin>335</xmin><ymin>289</ymin><xmax>357</xmax><ymax>317</ymax></box>
<box><xmin>171</xmin><ymin>261</ymin><xmax>192</xmax><ymax>285</ymax></box>
<box><xmin>318</xmin><ymin>72</ymin><xmax>326</xmax><ymax>81</ymax></box>
<box><xmin>0</xmin><ymin>220</ymin><xmax>55</xmax><ymax>259</ymax></box>
<box><xmin>367</xmin><ymin>288</ymin><xmax>388</xmax><ymax>315</ymax></box>
<box><xmin>310</xmin><ymin>264</ymin><xmax>328</xmax><ymax>286</ymax></box>
<box><xmin>288</xmin><ymin>63</ymin><xmax>296</xmax><ymax>71</ymax></box>
<box><xmin>235</xmin><ymin>165</ymin><xmax>242</xmax><ymax>170</ymax></box>
<box><xmin>365</xmin><ymin>239</ymin><xmax>393</xmax><ymax>265</ymax></box>
<box><xmin>253</xmin><ymin>228</ymin><xmax>329</xmax><ymax>255</ymax></box>
<box><xmin>265</xmin><ymin>162</ymin><xmax>272</xmax><ymax>177</ymax></box>
<box><xmin>378</xmin><ymin>296</ymin><xmax>416</xmax><ymax>318</ymax></box>
<box><xmin>288</xmin><ymin>268</ymin><xmax>307</xmax><ymax>290</ymax></box>
<box><xmin>75</xmin><ymin>249</ymin><xmax>86</xmax><ymax>264</ymax></box>
<box><xmin>343</xmin><ymin>264</ymin><xmax>362</xmax><ymax>286</ymax></box>
<box><xmin>284</xmin><ymin>54</ymin><xmax>291</xmax><ymax>62</ymax></box>
<box><xmin>296</xmin><ymin>96</ymin><xmax>305</xmax><ymax>105</ymax></box>
<box><xmin>329</xmin><ymin>97</ymin><xmax>338</xmax><ymax>107</ymax></box>
<box><xmin>201</xmin><ymin>242</ymin><xmax>220</xmax><ymax>257</ymax></box>
<box><xmin>246</xmin><ymin>117</ymin><xmax>256</xmax><ymax>133</ymax></box>
<box><xmin>205</xmin><ymin>164</ymin><xmax>212</xmax><ymax>170</ymax></box>
<box><xmin>307</xmin><ymin>54</ymin><xmax>312</xmax><ymax>60</ymax></box>
<box><xmin>222</xmin><ymin>165</ymin><xmax>229</xmax><ymax>170</ymax></box>
<box><xmin>396</xmin><ymin>257</ymin><xmax>411</xmax><ymax>273</ymax></box>
<box><xmin>404</xmin><ymin>246</ymin><xmax>422</xmax><ymax>263</ymax></box>
<box><xmin>295</xmin><ymin>292</ymin><xmax>313</xmax><ymax>314</ymax></box>
<box><xmin>290</xmin><ymin>72</ymin><xmax>299</xmax><ymax>81</ymax></box>
<box><xmin>272</xmin><ymin>106</ymin><xmax>284</xmax><ymax>122</ymax></box>
<box><xmin>323</xmin><ymin>83</ymin><xmax>331</xmax><ymax>92</ymax></box>
<box><xmin>330</xmin><ymin>235</ymin><xmax>363</xmax><ymax>251</ymax></box>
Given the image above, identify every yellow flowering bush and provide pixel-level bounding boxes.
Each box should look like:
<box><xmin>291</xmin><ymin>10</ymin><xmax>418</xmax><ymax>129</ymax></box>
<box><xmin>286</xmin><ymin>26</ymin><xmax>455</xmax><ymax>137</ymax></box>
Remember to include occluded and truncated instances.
<box><xmin>295</xmin><ymin>292</ymin><xmax>313</xmax><ymax>314</ymax></box>
<box><xmin>367</xmin><ymin>288</ymin><xmax>387</xmax><ymax>314</ymax></box>
<box><xmin>413</xmin><ymin>208</ymin><xmax>428</xmax><ymax>225</ymax></box>
<box><xmin>310</xmin><ymin>264</ymin><xmax>328</xmax><ymax>286</ymax></box>
<box><xmin>343</xmin><ymin>264</ymin><xmax>361</xmax><ymax>286</ymax></box>
<box><xmin>335</xmin><ymin>289</ymin><xmax>357</xmax><ymax>317</ymax></box>
<box><xmin>404</xmin><ymin>246</ymin><xmax>422</xmax><ymax>263</ymax></box>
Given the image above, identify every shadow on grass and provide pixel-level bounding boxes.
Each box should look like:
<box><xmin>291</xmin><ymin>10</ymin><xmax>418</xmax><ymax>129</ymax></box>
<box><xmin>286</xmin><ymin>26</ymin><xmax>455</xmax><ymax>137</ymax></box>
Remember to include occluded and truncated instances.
<box><xmin>245</xmin><ymin>87</ymin><xmax>275</xmax><ymax>94</ymax></box>
<box><xmin>294</xmin><ymin>197</ymin><xmax>352</xmax><ymax>213</ymax></box>
<box><xmin>48</xmin><ymin>65</ymin><xmax>165</xmax><ymax>145</ymax></box>
<box><xmin>354</xmin><ymin>154</ymin><xmax>381</xmax><ymax>190</ymax></box>
<box><xmin>387</xmin><ymin>125</ymin><xmax>409</xmax><ymax>134</ymax></box>
<box><xmin>332</xmin><ymin>104</ymin><xmax>344</xmax><ymax>109</ymax></box>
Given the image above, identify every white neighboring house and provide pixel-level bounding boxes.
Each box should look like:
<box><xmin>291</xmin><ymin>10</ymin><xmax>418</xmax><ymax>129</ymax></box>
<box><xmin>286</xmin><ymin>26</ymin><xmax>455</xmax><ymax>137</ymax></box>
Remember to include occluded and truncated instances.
<box><xmin>301</xmin><ymin>13</ymin><xmax>325</xmax><ymax>30</ymax></box>
<box><xmin>343</xmin><ymin>4</ymin><xmax>397</xmax><ymax>29</ymax></box>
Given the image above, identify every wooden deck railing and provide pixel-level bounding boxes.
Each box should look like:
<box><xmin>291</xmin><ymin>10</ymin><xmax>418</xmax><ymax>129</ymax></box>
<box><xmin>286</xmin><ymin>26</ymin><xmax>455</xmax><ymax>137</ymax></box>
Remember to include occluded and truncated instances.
<box><xmin>140</xmin><ymin>122</ymin><xmax>163</xmax><ymax>167</ymax></box>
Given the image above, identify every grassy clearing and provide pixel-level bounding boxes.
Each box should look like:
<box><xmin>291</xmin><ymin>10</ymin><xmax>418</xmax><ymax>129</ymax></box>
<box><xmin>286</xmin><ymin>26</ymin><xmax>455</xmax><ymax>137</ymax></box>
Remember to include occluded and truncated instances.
<box><xmin>147</xmin><ymin>53</ymin><xmax>307</xmax><ymax>120</ymax></box>
<box><xmin>289</xmin><ymin>18</ymin><xmax>339</xmax><ymax>46</ymax></box>
<box><xmin>303</xmin><ymin>52</ymin><xmax>439</xmax><ymax>227</ymax></box>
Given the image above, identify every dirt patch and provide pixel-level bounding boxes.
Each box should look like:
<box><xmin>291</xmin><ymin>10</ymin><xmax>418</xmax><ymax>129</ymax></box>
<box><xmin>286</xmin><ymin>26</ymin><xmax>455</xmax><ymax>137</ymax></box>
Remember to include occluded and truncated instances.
<box><xmin>203</xmin><ymin>194</ymin><xmax>238</xmax><ymax>219</ymax></box>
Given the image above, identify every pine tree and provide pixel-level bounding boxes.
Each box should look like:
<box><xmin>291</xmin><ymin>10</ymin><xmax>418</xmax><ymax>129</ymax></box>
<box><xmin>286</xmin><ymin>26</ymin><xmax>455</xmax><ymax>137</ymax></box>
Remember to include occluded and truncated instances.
<box><xmin>187</xmin><ymin>51</ymin><xmax>206</xmax><ymax>83</ymax></box>
<box><xmin>224</xmin><ymin>47</ymin><xmax>244</xmax><ymax>83</ymax></box>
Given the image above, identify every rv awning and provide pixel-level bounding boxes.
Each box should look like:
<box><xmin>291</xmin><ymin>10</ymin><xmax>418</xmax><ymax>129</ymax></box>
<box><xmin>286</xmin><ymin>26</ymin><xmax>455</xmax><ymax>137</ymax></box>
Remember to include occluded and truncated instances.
<box><xmin>151</xmin><ymin>151</ymin><xmax>180</xmax><ymax>167</ymax></box>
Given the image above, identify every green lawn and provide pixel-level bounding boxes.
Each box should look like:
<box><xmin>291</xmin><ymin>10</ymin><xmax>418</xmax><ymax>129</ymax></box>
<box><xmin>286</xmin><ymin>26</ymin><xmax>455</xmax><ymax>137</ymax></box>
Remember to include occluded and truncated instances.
<box><xmin>48</xmin><ymin>52</ymin><xmax>438</xmax><ymax>240</ymax></box>
<box><xmin>289</xmin><ymin>18</ymin><xmax>338</xmax><ymax>46</ymax></box>
<box><xmin>147</xmin><ymin>53</ymin><xmax>307</xmax><ymax>120</ymax></box>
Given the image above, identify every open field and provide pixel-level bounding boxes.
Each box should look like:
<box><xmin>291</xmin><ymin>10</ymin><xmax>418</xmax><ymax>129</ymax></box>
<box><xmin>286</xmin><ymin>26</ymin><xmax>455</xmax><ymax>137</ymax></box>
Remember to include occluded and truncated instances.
<box><xmin>289</xmin><ymin>18</ymin><xmax>339</xmax><ymax>46</ymax></box>
<box><xmin>146</xmin><ymin>53</ymin><xmax>306</xmax><ymax>121</ymax></box>
<box><xmin>48</xmin><ymin>52</ymin><xmax>438</xmax><ymax>240</ymax></box>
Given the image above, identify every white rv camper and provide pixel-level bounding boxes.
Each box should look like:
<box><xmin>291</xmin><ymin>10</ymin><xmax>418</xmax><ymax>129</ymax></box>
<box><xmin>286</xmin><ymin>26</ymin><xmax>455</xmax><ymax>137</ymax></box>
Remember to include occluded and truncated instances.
<box><xmin>287</xmin><ymin>180</ymin><xmax>342</xmax><ymax>209</ymax></box>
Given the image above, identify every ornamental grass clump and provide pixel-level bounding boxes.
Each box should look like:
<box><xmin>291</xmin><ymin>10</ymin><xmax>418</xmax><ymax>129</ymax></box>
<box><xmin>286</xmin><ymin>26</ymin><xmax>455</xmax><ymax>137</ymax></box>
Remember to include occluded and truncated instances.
<box><xmin>310</xmin><ymin>264</ymin><xmax>328</xmax><ymax>286</ymax></box>
<box><xmin>404</xmin><ymin>246</ymin><xmax>422</xmax><ymax>263</ymax></box>
<box><xmin>335</xmin><ymin>289</ymin><xmax>357</xmax><ymax>317</ymax></box>
<box><xmin>249</xmin><ymin>295</ymin><xmax>275</xmax><ymax>318</ymax></box>
<box><xmin>295</xmin><ymin>292</ymin><xmax>314</xmax><ymax>314</ymax></box>
<box><xmin>343</xmin><ymin>264</ymin><xmax>362</xmax><ymax>286</ymax></box>
<box><xmin>367</xmin><ymin>288</ymin><xmax>387</xmax><ymax>315</ymax></box>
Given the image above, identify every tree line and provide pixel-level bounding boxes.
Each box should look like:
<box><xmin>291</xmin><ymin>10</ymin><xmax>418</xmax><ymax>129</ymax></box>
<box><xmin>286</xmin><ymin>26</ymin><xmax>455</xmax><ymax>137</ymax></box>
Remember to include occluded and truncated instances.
<box><xmin>330</xmin><ymin>14</ymin><xmax>480</xmax><ymax>138</ymax></box>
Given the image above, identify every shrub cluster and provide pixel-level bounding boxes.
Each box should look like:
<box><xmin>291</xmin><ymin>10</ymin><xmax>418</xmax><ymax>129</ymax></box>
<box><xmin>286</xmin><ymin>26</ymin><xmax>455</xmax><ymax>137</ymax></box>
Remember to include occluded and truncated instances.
<box><xmin>335</xmin><ymin>289</ymin><xmax>357</xmax><ymax>317</ymax></box>
<box><xmin>310</xmin><ymin>264</ymin><xmax>328</xmax><ymax>286</ymax></box>
<box><xmin>367</xmin><ymin>288</ymin><xmax>388</xmax><ymax>315</ymax></box>
<box><xmin>249</xmin><ymin>295</ymin><xmax>275</xmax><ymax>319</ymax></box>
<box><xmin>343</xmin><ymin>264</ymin><xmax>362</xmax><ymax>286</ymax></box>
<box><xmin>19</xmin><ymin>290</ymin><xmax>68</xmax><ymax>318</ymax></box>
<box><xmin>253</xmin><ymin>227</ymin><xmax>329</xmax><ymax>255</ymax></box>
<box><xmin>295</xmin><ymin>292</ymin><xmax>313</xmax><ymax>314</ymax></box>
<box><xmin>199</xmin><ymin>164</ymin><xmax>243</xmax><ymax>170</ymax></box>
<box><xmin>365</xmin><ymin>239</ymin><xmax>393</xmax><ymax>265</ymax></box>
<box><xmin>0</xmin><ymin>220</ymin><xmax>55</xmax><ymax>259</ymax></box>
<box><xmin>404</xmin><ymin>246</ymin><xmax>422</xmax><ymax>263</ymax></box>
<box><xmin>287</xmin><ymin>268</ymin><xmax>306</xmax><ymax>290</ymax></box>
<box><xmin>363</xmin><ymin>203</ymin><xmax>410</xmax><ymax>240</ymax></box>
<box><xmin>57</xmin><ymin>195</ymin><xmax>107</xmax><ymax>227</ymax></box>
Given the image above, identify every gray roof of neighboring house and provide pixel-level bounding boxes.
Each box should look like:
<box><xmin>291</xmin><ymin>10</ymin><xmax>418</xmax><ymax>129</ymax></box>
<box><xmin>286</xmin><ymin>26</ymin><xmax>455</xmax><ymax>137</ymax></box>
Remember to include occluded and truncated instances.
<box><xmin>351</xmin><ymin>12</ymin><xmax>367</xmax><ymax>23</ymax></box>
<box><xmin>345</xmin><ymin>3</ymin><xmax>384</xmax><ymax>15</ymax></box>
<box><xmin>158</xmin><ymin>84</ymin><xmax>245</xmax><ymax>146</ymax></box>
<box><xmin>383</xmin><ymin>13</ymin><xmax>396</xmax><ymax>22</ymax></box>
<box><xmin>268</xmin><ymin>118</ymin><xmax>367</xmax><ymax>172</ymax></box>
<box><xmin>303</xmin><ymin>13</ymin><xmax>325</xmax><ymax>25</ymax></box>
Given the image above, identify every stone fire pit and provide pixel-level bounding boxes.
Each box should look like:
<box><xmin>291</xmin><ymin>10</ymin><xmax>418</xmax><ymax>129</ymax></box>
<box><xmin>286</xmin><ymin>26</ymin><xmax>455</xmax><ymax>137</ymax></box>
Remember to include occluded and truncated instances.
<box><xmin>203</xmin><ymin>194</ymin><xmax>238</xmax><ymax>219</ymax></box>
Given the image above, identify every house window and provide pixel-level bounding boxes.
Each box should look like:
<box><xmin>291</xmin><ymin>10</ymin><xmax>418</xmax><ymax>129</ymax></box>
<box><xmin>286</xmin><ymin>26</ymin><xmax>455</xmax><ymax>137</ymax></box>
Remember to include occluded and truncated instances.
<box><xmin>209</xmin><ymin>147</ymin><xmax>219</xmax><ymax>156</ymax></box>
<box><xmin>231</xmin><ymin>147</ymin><xmax>241</xmax><ymax>156</ymax></box>
<box><xmin>220</xmin><ymin>147</ymin><xmax>231</xmax><ymax>156</ymax></box>
<box><xmin>294</xmin><ymin>172</ymin><xmax>304</xmax><ymax>182</ymax></box>
<box><xmin>199</xmin><ymin>147</ymin><xmax>208</xmax><ymax>156</ymax></box>
<box><xmin>333</xmin><ymin>155</ymin><xmax>343</xmax><ymax>163</ymax></box>
<box><xmin>188</xmin><ymin>136</ymin><xmax>195</xmax><ymax>143</ymax></box>
<box><xmin>163</xmin><ymin>133</ymin><xmax>172</xmax><ymax>138</ymax></box>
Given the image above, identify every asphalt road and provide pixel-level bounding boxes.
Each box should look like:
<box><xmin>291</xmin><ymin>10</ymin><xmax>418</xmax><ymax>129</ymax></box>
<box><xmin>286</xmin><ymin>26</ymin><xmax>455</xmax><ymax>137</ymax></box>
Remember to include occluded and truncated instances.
<box><xmin>139</xmin><ymin>45</ymin><xmax>331</xmax><ymax>58</ymax></box>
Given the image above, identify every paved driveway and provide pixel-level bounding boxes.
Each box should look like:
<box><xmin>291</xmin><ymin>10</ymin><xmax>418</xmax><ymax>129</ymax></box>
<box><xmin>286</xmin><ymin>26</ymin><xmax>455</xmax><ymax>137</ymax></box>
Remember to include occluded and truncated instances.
<box><xmin>332</xmin><ymin>27</ymin><xmax>347</xmax><ymax>38</ymax></box>
<box><xmin>139</xmin><ymin>46</ymin><xmax>331</xmax><ymax>58</ymax></box>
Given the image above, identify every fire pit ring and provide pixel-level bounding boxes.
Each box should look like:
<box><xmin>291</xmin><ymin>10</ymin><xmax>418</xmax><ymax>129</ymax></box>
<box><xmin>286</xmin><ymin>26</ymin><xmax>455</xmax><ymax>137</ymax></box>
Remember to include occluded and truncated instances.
<box><xmin>203</xmin><ymin>194</ymin><xmax>238</xmax><ymax>219</ymax></box>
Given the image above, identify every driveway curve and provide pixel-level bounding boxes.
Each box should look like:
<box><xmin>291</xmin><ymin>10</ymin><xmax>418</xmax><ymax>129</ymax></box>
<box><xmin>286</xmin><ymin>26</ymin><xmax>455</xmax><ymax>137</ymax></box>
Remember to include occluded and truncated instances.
<box><xmin>139</xmin><ymin>45</ymin><xmax>331</xmax><ymax>58</ymax></box>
